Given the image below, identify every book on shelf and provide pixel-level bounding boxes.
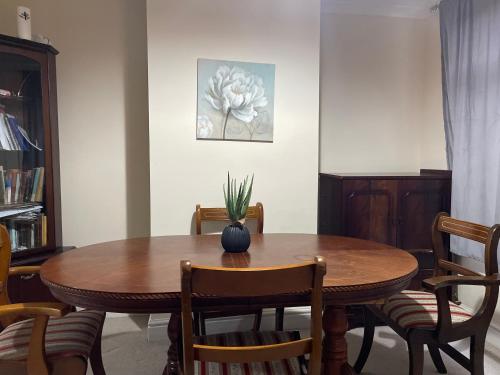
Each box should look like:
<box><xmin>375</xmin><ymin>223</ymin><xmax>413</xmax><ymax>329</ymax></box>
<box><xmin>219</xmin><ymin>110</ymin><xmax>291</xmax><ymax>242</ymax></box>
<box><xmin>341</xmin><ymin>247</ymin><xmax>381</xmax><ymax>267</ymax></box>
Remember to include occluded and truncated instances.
<box><xmin>0</xmin><ymin>167</ymin><xmax>4</xmax><ymax>205</ymax></box>
<box><xmin>0</xmin><ymin>166</ymin><xmax>45</xmax><ymax>205</ymax></box>
<box><xmin>41</xmin><ymin>214</ymin><xmax>47</xmax><ymax>246</ymax></box>
<box><xmin>0</xmin><ymin>108</ymin><xmax>43</xmax><ymax>151</ymax></box>
<box><xmin>0</xmin><ymin>174</ymin><xmax>46</xmax><ymax>251</ymax></box>
<box><xmin>2</xmin><ymin>210</ymin><xmax>46</xmax><ymax>252</ymax></box>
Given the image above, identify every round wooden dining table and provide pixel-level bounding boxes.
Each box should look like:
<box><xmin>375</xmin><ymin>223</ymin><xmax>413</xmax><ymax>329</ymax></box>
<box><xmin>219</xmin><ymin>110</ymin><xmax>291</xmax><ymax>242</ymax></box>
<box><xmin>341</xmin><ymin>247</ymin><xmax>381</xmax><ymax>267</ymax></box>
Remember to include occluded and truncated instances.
<box><xmin>40</xmin><ymin>234</ymin><xmax>418</xmax><ymax>375</ymax></box>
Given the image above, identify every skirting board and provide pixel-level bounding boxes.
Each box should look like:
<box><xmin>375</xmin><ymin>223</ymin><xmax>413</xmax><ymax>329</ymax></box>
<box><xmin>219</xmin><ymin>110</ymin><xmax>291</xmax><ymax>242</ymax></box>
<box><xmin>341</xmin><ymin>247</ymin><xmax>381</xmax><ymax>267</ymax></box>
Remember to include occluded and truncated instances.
<box><xmin>106</xmin><ymin>312</ymin><xmax>131</xmax><ymax>318</ymax></box>
<box><xmin>147</xmin><ymin>307</ymin><xmax>312</xmax><ymax>343</ymax></box>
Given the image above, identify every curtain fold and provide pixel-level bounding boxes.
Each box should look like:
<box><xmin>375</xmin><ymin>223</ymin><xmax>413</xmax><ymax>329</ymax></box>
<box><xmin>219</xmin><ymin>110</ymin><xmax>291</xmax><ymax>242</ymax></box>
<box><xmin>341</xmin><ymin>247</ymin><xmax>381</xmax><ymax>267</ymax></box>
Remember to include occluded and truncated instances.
<box><xmin>440</xmin><ymin>0</ymin><xmax>500</xmax><ymax>260</ymax></box>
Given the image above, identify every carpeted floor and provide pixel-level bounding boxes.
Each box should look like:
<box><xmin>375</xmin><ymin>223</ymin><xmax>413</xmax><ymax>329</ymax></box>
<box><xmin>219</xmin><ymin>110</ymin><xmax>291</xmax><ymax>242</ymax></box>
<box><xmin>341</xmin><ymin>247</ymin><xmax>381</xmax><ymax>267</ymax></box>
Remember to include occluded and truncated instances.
<box><xmin>87</xmin><ymin>315</ymin><xmax>500</xmax><ymax>375</ymax></box>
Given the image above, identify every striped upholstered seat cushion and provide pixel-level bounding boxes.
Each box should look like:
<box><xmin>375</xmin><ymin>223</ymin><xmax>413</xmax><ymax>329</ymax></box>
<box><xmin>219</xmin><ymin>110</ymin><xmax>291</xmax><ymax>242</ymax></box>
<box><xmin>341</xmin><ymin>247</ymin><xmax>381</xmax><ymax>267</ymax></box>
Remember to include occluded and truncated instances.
<box><xmin>0</xmin><ymin>310</ymin><xmax>105</xmax><ymax>361</ymax></box>
<box><xmin>382</xmin><ymin>290</ymin><xmax>472</xmax><ymax>329</ymax></box>
<box><xmin>194</xmin><ymin>330</ymin><xmax>306</xmax><ymax>374</ymax></box>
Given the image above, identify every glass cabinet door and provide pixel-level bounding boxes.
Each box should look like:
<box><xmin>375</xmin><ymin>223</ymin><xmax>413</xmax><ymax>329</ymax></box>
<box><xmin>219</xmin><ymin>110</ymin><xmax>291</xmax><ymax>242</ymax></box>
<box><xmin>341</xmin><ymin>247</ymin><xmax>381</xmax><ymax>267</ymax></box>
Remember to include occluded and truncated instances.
<box><xmin>0</xmin><ymin>51</ymin><xmax>47</xmax><ymax>253</ymax></box>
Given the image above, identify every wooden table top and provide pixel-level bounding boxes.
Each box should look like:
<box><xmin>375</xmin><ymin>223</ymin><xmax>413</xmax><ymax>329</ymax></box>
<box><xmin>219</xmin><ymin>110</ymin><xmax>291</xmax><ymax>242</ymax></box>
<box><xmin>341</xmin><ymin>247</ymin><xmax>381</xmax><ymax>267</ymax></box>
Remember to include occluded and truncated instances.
<box><xmin>40</xmin><ymin>234</ymin><xmax>418</xmax><ymax>313</ymax></box>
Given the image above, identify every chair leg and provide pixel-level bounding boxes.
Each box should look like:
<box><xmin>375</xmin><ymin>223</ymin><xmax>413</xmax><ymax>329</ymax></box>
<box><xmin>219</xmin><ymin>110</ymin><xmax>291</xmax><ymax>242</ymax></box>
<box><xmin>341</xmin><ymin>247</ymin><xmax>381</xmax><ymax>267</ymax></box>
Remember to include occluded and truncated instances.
<box><xmin>408</xmin><ymin>332</ymin><xmax>424</xmax><ymax>375</ymax></box>
<box><xmin>275</xmin><ymin>307</ymin><xmax>285</xmax><ymax>331</ymax></box>
<box><xmin>470</xmin><ymin>333</ymin><xmax>486</xmax><ymax>375</ymax></box>
<box><xmin>428</xmin><ymin>342</ymin><xmax>447</xmax><ymax>374</ymax></box>
<box><xmin>353</xmin><ymin>307</ymin><xmax>375</xmax><ymax>374</ymax></box>
<box><xmin>89</xmin><ymin>314</ymin><xmax>106</xmax><ymax>375</ymax></box>
<box><xmin>253</xmin><ymin>309</ymin><xmax>263</xmax><ymax>331</ymax></box>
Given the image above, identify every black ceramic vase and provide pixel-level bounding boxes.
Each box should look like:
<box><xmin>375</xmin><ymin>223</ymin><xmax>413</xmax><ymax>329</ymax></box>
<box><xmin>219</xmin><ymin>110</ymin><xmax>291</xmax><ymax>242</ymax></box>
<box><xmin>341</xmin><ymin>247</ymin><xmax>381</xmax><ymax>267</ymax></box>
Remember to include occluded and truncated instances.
<box><xmin>221</xmin><ymin>222</ymin><xmax>251</xmax><ymax>253</ymax></box>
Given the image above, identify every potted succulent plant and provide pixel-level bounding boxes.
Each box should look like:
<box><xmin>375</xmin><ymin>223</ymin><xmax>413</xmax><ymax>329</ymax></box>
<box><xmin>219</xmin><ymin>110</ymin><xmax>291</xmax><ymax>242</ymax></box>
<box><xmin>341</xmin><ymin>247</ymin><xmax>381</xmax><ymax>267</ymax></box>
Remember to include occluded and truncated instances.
<box><xmin>221</xmin><ymin>173</ymin><xmax>254</xmax><ymax>252</ymax></box>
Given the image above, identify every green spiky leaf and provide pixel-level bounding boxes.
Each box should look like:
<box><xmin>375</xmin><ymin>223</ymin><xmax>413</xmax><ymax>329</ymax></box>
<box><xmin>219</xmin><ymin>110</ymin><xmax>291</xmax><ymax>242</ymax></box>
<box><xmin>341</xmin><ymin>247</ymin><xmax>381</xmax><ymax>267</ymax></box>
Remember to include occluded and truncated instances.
<box><xmin>223</xmin><ymin>172</ymin><xmax>254</xmax><ymax>222</ymax></box>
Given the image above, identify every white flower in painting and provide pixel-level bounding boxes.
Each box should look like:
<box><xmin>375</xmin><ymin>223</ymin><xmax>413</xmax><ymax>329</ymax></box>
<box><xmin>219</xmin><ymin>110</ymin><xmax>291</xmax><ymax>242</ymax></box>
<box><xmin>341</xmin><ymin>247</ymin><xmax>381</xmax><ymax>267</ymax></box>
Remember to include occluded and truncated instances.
<box><xmin>197</xmin><ymin>115</ymin><xmax>214</xmax><ymax>138</ymax></box>
<box><xmin>205</xmin><ymin>65</ymin><xmax>268</xmax><ymax>124</ymax></box>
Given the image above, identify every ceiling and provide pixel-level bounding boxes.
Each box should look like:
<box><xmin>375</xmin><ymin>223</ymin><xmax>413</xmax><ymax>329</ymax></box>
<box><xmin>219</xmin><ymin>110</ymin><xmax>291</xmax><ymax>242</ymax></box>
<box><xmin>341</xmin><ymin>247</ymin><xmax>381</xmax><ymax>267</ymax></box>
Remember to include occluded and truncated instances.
<box><xmin>321</xmin><ymin>0</ymin><xmax>439</xmax><ymax>19</ymax></box>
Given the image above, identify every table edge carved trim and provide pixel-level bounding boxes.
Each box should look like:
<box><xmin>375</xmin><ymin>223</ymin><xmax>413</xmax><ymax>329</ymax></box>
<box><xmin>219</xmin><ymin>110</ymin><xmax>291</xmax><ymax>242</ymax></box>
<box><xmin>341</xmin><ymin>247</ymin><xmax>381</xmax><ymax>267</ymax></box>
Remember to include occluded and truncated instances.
<box><xmin>42</xmin><ymin>270</ymin><xmax>417</xmax><ymax>313</ymax></box>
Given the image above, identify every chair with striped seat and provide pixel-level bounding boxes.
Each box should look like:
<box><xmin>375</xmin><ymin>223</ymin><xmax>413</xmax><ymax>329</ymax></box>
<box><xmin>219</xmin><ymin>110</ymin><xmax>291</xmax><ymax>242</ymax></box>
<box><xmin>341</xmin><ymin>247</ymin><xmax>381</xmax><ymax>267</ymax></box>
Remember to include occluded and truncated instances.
<box><xmin>180</xmin><ymin>256</ymin><xmax>326</xmax><ymax>375</ymax></box>
<box><xmin>0</xmin><ymin>225</ymin><xmax>106</xmax><ymax>375</ymax></box>
<box><xmin>193</xmin><ymin>331</ymin><xmax>307</xmax><ymax>374</ymax></box>
<box><xmin>354</xmin><ymin>213</ymin><xmax>500</xmax><ymax>375</ymax></box>
<box><xmin>381</xmin><ymin>290</ymin><xmax>472</xmax><ymax>329</ymax></box>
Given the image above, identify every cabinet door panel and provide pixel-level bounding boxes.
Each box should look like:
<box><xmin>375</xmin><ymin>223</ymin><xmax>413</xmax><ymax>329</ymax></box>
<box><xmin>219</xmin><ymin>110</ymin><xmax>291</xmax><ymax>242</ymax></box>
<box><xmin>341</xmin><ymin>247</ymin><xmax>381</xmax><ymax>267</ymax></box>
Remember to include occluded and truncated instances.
<box><xmin>318</xmin><ymin>176</ymin><xmax>342</xmax><ymax>235</ymax></box>
<box><xmin>398</xmin><ymin>180</ymin><xmax>450</xmax><ymax>250</ymax></box>
<box><xmin>343</xmin><ymin>180</ymin><xmax>396</xmax><ymax>245</ymax></box>
<box><xmin>8</xmin><ymin>274</ymin><xmax>58</xmax><ymax>303</ymax></box>
<box><xmin>370</xmin><ymin>180</ymin><xmax>397</xmax><ymax>245</ymax></box>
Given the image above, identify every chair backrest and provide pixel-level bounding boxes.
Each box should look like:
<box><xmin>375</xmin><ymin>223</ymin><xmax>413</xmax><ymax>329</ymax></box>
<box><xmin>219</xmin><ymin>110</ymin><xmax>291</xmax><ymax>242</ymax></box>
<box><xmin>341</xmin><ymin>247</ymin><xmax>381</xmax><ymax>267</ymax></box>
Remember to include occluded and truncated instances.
<box><xmin>432</xmin><ymin>212</ymin><xmax>500</xmax><ymax>277</ymax></box>
<box><xmin>180</xmin><ymin>257</ymin><xmax>326</xmax><ymax>375</ymax></box>
<box><xmin>0</xmin><ymin>226</ymin><xmax>12</xmax><ymax>329</ymax></box>
<box><xmin>195</xmin><ymin>202</ymin><xmax>264</xmax><ymax>235</ymax></box>
<box><xmin>432</xmin><ymin>212</ymin><xmax>500</xmax><ymax>327</ymax></box>
<box><xmin>0</xmin><ymin>225</ymin><xmax>11</xmax><ymax>307</ymax></box>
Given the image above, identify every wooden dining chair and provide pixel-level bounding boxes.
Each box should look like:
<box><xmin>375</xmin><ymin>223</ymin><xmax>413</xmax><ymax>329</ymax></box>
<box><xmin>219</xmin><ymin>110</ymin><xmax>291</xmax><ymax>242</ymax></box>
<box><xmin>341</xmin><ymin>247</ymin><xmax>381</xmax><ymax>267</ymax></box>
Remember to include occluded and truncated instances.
<box><xmin>195</xmin><ymin>202</ymin><xmax>264</xmax><ymax>236</ymax></box>
<box><xmin>195</xmin><ymin>202</ymin><xmax>285</xmax><ymax>334</ymax></box>
<box><xmin>354</xmin><ymin>212</ymin><xmax>500</xmax><ymax>375</ymax></box>
<box><xmin>0</xmin><ymin>225</ymin><xmax>106</xmax><ymax>375</ymax></box>
<box><xmin>181</xmin><ymin>256</ymin><xmax>326</xmax><ymax>375</ymax></box>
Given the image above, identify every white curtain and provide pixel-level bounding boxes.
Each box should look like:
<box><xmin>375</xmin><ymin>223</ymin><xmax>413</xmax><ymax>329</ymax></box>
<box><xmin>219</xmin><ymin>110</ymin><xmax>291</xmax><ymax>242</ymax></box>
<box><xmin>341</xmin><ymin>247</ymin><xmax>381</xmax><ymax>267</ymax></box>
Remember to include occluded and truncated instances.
<box><xmin>440</xmin><ymin>0</ymin><xmax>500</xmax><ymax>261</ymax></box>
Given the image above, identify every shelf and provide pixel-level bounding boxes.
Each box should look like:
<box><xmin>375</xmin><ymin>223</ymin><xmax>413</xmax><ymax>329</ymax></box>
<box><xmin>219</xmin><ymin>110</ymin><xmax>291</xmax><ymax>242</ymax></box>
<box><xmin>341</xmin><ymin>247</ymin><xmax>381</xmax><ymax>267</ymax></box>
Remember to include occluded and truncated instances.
<box><xmin>0</xmin><ymin>202</ymin><xmax>41</xmax><ymax>210</ymax></box>
<box><xmin>11</xmin><ymin>247</ymin><xmax>71</xmax><ymax>265</ymax></box>
<box><xmin>0</xmin><ymin>95</ymin><xmax>31</xmax><ymax>102</ymax></box>
<box><xmin>0</xmin><ymin>149</ymin><xmax>42</xmax><ymax>153</ymax></box>
<box><xmin>0</xmin><ymin>203</ymin><xmax>43</xmax><ymax>219</ymax></box>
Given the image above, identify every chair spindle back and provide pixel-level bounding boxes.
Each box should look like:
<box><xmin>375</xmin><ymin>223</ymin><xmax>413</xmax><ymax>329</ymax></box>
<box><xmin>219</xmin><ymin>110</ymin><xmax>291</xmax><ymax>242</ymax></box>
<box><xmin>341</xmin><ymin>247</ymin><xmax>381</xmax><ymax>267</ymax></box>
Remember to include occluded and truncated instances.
<box><xmin>181</xmin><ymin>257</ymin><xmax>326</xmax><ymax>375</ymax></box>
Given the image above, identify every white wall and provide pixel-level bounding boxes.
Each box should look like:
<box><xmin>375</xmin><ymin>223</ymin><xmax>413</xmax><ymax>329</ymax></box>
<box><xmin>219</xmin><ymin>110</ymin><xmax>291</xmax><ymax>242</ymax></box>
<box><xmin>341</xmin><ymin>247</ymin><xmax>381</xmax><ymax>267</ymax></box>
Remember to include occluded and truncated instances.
<box><xmin>320</xmin><ymin>13</ymin><xmax>447</xmax><ymax>173</ymax></box>
<box><xmin>147</xmin><ymin>0</ymin><xmax>321</xmax><ymax>235</ymax></box>
<box><xmin>0</xmin><ymin>0</ymin><xmax>150</xmax><ymax>246</ymax></box>
<box><xmin>420</xmin><ymin>17</ymin><xmax>448</xmax><ymax>169</ymax></box>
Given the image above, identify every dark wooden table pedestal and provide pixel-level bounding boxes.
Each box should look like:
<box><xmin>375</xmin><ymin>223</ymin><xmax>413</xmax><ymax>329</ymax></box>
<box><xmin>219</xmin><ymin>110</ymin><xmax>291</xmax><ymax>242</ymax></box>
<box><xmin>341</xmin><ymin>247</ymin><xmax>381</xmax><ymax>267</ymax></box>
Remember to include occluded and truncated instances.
<box><xmin>323</xmin><ymin>306</ymin><xmax>355</xmax><ymax>375</ymax></box>
<box><xmin>164</xmin><ymin>313</ymin><xmax>182</xmax><ymax>375</ymax></box>
<box><xmin>40</xmin><ymin>234</ymin><xmax>417</xmax><ymax>375</ymax></box>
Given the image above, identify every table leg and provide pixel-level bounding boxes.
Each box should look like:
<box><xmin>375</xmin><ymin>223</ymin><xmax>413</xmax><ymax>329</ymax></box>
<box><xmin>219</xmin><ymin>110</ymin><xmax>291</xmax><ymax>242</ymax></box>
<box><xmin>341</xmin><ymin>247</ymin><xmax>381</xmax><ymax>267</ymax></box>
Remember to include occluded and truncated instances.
<box><xmin>323</xmin><ymin>306</ymin><xmax>355</xmax><ymax>375</ymax></box>
<box><xmin>163</xmin><ymin>313</ymin><xmax>182</xmax><ymax>375</ymax></box>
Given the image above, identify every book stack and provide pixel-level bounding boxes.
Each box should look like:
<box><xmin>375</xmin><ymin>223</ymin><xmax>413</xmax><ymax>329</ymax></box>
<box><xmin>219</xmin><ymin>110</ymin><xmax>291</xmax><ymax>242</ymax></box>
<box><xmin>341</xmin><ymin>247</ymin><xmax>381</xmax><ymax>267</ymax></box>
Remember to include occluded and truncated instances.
<box><xmin>0</xmin><ymin>108</ymin><xmax>42</xmax><ymax>151</ymax></box>
<box><xmin>0</xmin><ymin>166</ymin><xmax>45</xmax><ymax>204</ymax></box>
<box><xmin>4</xmin><ymin>210</ymin><xmax>46</xmax><ymax>252</ymax></box>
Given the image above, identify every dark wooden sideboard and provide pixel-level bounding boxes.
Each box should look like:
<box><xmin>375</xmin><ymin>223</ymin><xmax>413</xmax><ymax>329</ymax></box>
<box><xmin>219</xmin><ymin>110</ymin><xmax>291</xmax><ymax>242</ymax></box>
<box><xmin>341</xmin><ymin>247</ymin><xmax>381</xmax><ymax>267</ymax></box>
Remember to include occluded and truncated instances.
<box><xmin>318</xmin><ymin>169</ymin><xmax>452</xmax><ymax>290</ymax></box>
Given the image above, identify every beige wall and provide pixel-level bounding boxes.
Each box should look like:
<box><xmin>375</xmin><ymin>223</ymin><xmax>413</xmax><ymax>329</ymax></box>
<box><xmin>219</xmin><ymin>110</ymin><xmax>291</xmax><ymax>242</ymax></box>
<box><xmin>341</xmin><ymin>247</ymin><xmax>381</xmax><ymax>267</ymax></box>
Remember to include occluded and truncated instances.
<box><xmin>147</xmin><ymin>0</ymin><xmax>321</xmax><ymax>235</ymax></box>
<box><xmin>320</xmin><ymin>13</ymin><xmax>447</xmax><ymax>173</ymax></box>
<box><xmin>0</xmin><ymin>0</ymin><xmax>150</xmax><ymax>246</ymax></box>
<box><xmin>420</xmin><ymin>17</ymin><xmax>448</xmax><ymax>169</ymax></box>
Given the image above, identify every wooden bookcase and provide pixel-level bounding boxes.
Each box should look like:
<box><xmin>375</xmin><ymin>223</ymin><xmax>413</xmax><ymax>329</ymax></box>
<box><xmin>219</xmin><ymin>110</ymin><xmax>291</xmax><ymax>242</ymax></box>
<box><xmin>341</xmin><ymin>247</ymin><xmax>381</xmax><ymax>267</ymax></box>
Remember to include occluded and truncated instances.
<box><xmin>0</xmin><ymin>34</ymin><xmax>63</xmax><ymax>302</ymax></box>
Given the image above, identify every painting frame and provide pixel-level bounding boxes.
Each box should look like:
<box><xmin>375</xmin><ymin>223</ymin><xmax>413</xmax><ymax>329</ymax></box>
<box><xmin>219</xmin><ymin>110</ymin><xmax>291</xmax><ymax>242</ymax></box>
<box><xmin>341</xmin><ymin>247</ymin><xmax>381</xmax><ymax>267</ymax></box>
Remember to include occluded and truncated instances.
<box><xmin>197</xmin><ymin>58</ymin><xmax>275</xmax><ymax>143</ymax></box>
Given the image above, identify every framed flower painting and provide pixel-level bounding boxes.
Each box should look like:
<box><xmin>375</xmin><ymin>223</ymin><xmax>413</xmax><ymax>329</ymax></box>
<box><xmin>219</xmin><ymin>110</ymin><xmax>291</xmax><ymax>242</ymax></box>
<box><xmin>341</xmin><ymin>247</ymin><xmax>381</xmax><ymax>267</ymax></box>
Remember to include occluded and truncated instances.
<box><xmin>197</xmin><ymin>58</ymin><xmax>275</xmax><ymax>142</ymax></box>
